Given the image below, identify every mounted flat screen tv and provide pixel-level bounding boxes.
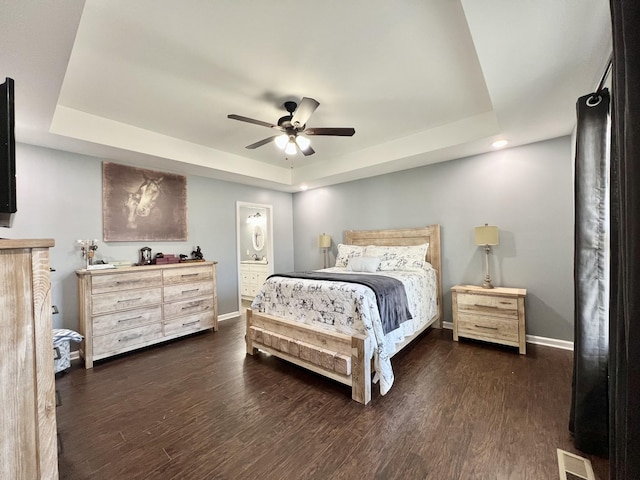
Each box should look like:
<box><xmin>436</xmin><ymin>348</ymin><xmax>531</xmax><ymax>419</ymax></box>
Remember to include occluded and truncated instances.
<box><xmin>0</xmin><ymin>77</ymin><xmax>16</xmax><ymax>228</ymax></box>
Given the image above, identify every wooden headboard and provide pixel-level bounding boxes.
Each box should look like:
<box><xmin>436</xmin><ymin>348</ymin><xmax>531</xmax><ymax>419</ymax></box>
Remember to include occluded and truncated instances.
<box><xmin>344</xmin><ymin>225</ymin><xmax>443</xmax><ymax>327</ymax></box>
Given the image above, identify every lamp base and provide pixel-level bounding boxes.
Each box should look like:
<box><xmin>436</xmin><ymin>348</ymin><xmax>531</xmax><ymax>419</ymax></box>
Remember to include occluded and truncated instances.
<box><xmin>481</xmin><ymin>276</ymin><xmax>495</xmax><ymax>289</ymax></box>
<box><xmin>481</xmin><ymin>245</ymin><xmax>495</xmax><ymax>288</ymax></box>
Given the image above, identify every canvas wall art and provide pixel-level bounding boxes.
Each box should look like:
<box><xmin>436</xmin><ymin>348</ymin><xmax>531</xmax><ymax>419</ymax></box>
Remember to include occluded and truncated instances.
<box><xmin>103</xmin><ymin>162</ymin><xmax>188</xmax><ymax>242</ymax></box>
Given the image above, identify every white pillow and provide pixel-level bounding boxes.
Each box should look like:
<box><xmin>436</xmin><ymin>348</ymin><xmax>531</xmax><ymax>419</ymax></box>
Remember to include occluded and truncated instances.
<box><xmin>347</xmin><ymin>256</ymin><xmax>381</xmax><ymax>273</ymax></box>
<box><xmin>363</xmin><ymin>243</ymin><xmax>429</xmax><ymax>271</ymax></box>
<box><xmin>335</xmin><ymin>244</ymin><xmax>365</xmax><ymax>268</ymax></box>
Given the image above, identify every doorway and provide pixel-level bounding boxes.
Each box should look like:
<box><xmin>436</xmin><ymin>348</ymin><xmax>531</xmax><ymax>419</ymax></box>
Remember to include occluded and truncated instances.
<box><xmin>236</xmin><ymin>202</ymin><xmax>274</xmax><ymax>313</ymax></box>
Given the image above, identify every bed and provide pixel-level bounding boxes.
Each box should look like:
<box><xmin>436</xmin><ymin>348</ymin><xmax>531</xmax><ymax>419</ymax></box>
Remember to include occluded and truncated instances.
<box><xmin>245</xmin><ymin>225</ymin><xmax>443</xmax><ymax>404</ymax></box>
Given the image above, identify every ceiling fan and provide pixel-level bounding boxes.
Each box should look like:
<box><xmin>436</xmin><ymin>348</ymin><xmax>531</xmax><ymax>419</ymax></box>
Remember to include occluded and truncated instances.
<box><xmin>227</xmin><ymin>97</ymin><xmax>355</xmax><ymax>156</ymax></box>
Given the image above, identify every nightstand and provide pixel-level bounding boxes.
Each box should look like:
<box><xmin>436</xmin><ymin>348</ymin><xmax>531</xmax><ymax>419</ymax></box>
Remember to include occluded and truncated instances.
<box><xmin>451</xmin><ymin>285</ymin><xmax>527</xmax><ymax>354</ymax></box>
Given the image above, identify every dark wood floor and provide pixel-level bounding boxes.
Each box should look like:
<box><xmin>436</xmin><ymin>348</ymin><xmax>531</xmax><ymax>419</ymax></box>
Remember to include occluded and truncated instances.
<box><xmin>55</xmin><ymin>318</ymin><xmax>609</xmax><ymax>480</ymax></box>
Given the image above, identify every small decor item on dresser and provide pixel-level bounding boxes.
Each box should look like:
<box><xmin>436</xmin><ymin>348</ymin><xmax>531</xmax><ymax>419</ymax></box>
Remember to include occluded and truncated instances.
<box><xmin>192</xmin><ymin>245</ymin><xmax>204</xmax><ymax>261</ymax></box>
<box><xmin>77</xmin><ymin>239</ymin><xmax>99</xmax><ymax>269</ymax></box>
<box><xmin>140</xmin><ymin>246</ymin><xmax>152</xmax><ymax>265</ymax></box>
<box><xmin>155</xmin><ymin>253</ymin><xmax>180</xmax><ymax>264</ymax></box>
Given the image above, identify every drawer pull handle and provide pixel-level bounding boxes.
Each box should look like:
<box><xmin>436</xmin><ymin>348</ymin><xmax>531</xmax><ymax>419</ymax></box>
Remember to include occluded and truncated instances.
<box><xmin>118</xmin><ymin>298</ymin><xmax>141</xmax><ymax>303</ymax></box>
<box><xmin>182</xmin><ymin>320</ymin><xmax>200</xmax><ymax>327</ymax></box>
<box><xmin>181</xmin><ymin>273</ymin><xmax>198</xmax><ymax>278</ymax></box>
<box><xmin>475</xmin><ymin>325</ymin><xmax>498</xmax><ymax>330</ymax></box>
<box><xmin>473</xmin><ymin>304</ymin><xmax>498</xmax><ymax>309</ymax></box>
<box><xmin>182</xmin><ymin>289</ymin><xmax>200</xmax><ymax>294</ymax></box>
<box><xmin>118</xmin><ymin>333</ymin><xmax>142</xmax><ymax>342</ymax></box>
<box><xmin>118</xmin><ymin>316</ymin><xmax>142</xmax><ymax>323</ymax></box>
<box><xmin>181</xmin><ymin>301</ymin><xmax>203</xmax><ymax>310</ymax></box>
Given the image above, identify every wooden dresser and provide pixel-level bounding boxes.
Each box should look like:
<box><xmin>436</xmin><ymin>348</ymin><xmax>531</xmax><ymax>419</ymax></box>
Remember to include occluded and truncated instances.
<box><xmin>0</xmin><ymin>239</ymin><xmax>58</xmax><ymax>479</ymax></box>
<box><xmin>77</xmin><ymin>261</ymin><xmax>218</xmax><ymax>368</ymax></box>
<box><xmin>451</xmin><ymin>284</ymin><xmax>527</xmax><ymax>354</ymax></box>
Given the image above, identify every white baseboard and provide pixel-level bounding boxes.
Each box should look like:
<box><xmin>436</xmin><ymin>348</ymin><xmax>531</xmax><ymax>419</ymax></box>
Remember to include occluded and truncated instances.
<box><xmin>526</xmin><ymin>335</ymin><xmax>574</xmax><ymax>351</ymax></box>
<box><xmin>442</xmin><ymin>320</ymin><xmax>574</xmax><ymax>351</ymax></box>
<box><xmin>219</xmin><ymin>311</ymin><xmax>240</xmax><ymax>322</ymax></box>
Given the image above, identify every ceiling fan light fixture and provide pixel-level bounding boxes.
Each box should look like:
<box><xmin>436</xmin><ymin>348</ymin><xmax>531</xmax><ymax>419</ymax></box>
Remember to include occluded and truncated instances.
<box><xmin>295</xmin><ymin>135</ymin><xmax>311</xmax><ymax>151</ymax></box>
<box><xmin>284</xmin><ymin>141</ymin><xmax>297</xmax><ymax>155</ymax></box>
<box><xmin>274</xmin><ymin>134</ymin><xmax>289</xmax><ymax>149</ymax></box>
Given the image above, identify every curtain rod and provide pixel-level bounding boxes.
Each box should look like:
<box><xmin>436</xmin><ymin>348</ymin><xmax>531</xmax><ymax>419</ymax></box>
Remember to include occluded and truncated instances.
<box><xmin>596</xmin><ymin>53</ymin><xmax>613</xmax><ymax>92</ymax></box>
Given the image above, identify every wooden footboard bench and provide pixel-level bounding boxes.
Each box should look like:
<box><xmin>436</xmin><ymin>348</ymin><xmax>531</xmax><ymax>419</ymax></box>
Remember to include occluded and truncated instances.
<box><xmin>246</xmin><ymin>309</ymin><xmax>374</xmax><ymax>403</ymax></box>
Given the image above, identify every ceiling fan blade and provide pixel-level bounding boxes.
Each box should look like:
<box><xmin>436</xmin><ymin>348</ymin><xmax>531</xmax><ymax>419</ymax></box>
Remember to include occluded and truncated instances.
<box><xmin>246</xmin><ymin>136</ymin><xmax>278</xmax><ymax>149</ymax></box>
<box><xmin>303</xmin><ymin>127</ymin><xmax>355</xmax><ymax>136</ymax></box>
<box><xmin>228</xmin><ymin>114</ymin><xmax>280</xmax><ymax>130</ymax></box>
<box><xmin>300</xmin><ymin>145</ymin><xmax>315</xmax><ymax>156</ymax></box>
<box><xmin>291</xmin><ymin>97</ymin><xmax>320</xmax><ymax>128</ymax></box>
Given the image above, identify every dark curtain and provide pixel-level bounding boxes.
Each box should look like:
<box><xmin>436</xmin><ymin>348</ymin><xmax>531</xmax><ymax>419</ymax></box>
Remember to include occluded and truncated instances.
<box><xmin>570</xmin><ymin>89</ymin><xmax>610</xmax><ymax>456</ymax></box>
<box><xmin>609</xmin><ymin>1</ymin><xmax>640</xmax><ymax>479</ymax></box>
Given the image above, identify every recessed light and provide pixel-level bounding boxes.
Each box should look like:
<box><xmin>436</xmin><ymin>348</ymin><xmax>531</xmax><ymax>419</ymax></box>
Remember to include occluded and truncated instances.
<box><xmin>300</xmin><ymin>185</ymin><xmax>308</xmax><ymax>191</ymax></box>
<box><xmin>492</xmin><ymin>139</ymin><xmax>509</xmax><ymax>149</ymax></box>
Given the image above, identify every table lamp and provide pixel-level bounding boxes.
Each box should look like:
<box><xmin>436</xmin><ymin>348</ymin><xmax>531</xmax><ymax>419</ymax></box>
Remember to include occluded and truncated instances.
<box><xmin>474</xmin><ymin>224</ymin><xmax>499</xmax><ymax>288</ymax></box>
<box><xmin>318</xmin><ymin>233</ymin><xmax>332</xmax><ymax>268</ymax></box>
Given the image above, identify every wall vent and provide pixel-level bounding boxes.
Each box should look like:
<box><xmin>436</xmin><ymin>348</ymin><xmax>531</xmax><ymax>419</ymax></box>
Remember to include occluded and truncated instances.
<box><xmin>557</xmin><ymin>448</ymin><xmax>595</xmax><ymax>480</ymax></box>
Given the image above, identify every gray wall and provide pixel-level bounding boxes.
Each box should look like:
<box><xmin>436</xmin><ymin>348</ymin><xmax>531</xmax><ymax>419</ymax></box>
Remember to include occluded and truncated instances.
<box><xmin>7</xmin><ymin>143</ymin><xmax>294</xmax><ymax>330</ymax></box>
<box><xmin>6</xmin><ymin>137</ymin><xmax>575</xmax><ymax>342</ymax></box>
<box><xmin>292</xmin><ymin>136</ymin><xmax>574</xmax><ymax>341</ymax></box>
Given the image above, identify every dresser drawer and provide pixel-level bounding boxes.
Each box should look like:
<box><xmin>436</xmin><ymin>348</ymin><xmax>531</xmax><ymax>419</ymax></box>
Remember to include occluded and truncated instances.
<box><xmin>164</xmin><ymin>296</ymin><xmax>215</xmax><ymax>319</ymax></box>
<box><xmin>456</xmin><ymin>292</ymin><xmax>518</xmax><ymax>318</ymax></box>
<box><xmin>93</xmin><ymin>323</ymin><xmax>163</xmax><ymax>357</ymax></box>
<box><xmin>91</xmin><ymin>287</ymin><xmax>162</xmax><ymax>315</ymax></box>
<box><xmin>164</xmin><ymin>311</ymin><xmax>214</xmax><ymax>337</ymax></box>
<box><xmin>457</xmin><ymin>312</ymin><xmax>519</xmax><ymax>344</ymax></box>
<box><xmin>163</xmin><ymin>281</ymin><xmax>214</xmax><ymax>303</ymax></box>
<box><xmin>163</xmin><ymin>265</ymin><xmax>213</xmax><ymax>285</ymax></box>
<box><xmin>91</xmin><ymin>270</ymin><xmax>162</xmax><ymax>294</ymax></box>
<box><xmin>93</xmin><ymin>306</ymin><xmax>162</xmax><ymax>336</ymax></box>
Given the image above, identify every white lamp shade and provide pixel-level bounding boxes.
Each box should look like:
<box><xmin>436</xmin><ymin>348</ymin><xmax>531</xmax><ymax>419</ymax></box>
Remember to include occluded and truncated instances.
<box><xmin>318</xmin><ymin>234</ymin><xmax>331</xmax><ymax>248</ymax></box>
<box><xmin>295</xmin><ymin>135</ymin><xmax>311</xmax><ymax>150</ymax></box>
<box><xmin>274</xmin><ymin>134</ymin><xmax>289</xmax><ymax>149</ymax></box>
<box><xmin>474</xmin><ymin>225</ymin><xmax>499</xmax><ymax>246</ymax></box>
<box><xmin>284</xmin><ymin>141</ymin><xmax>297</xmax><ymax>155</ymax></box>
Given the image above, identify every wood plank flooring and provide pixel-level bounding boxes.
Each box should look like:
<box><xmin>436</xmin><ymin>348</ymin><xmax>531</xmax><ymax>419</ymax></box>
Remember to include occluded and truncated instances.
<box><xmin>55</xmin><ymin>317</ymin><xmax>609</xmax><ymax>479</ymax></box>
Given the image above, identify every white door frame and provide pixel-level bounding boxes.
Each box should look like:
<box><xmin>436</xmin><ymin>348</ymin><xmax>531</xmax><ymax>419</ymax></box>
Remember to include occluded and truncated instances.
<box><xmin>236</xmin><ymin>201</ymin><xmax>274</xmax><ymax>313</ymax></box>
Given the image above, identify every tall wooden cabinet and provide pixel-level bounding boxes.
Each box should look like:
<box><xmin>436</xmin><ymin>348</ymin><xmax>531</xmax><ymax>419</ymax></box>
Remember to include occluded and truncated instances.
<box><xmin>0</xmin><ymin>239</ymin><xmax>58</xmax><ymax>479</ymax></box>
<box><xmin>77</xmin><ymin>261</ymin><xmax>218</xmax><ymax>368</ymax></box>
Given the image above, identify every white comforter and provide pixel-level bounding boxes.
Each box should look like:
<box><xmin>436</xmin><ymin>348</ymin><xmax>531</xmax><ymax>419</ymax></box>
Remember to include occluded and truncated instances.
<box><xmin>250</xmin><ymin>264</ymin><xmax>438</xmax><ymax>395</ymax></box>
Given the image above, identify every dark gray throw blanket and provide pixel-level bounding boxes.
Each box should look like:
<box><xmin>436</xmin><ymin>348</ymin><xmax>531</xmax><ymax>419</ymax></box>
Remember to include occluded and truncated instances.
<box><xmin>269</xmin><ymin>271</ymin><xmax>412</xmax><ymax>335</ymax></box>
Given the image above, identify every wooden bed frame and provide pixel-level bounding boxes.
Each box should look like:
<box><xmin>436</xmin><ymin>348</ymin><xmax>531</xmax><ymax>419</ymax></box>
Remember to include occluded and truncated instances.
<box><xmin>245</xmin><ymin>225</ymin><xmax>443</xmax><ymax>404</ymax></box>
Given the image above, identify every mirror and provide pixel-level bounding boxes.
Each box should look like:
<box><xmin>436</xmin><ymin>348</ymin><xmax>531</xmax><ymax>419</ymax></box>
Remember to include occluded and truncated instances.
<box><xmin>252</xmin><ymin>224</ymin><xmax>264</xmax><ymax>251</ymax></box>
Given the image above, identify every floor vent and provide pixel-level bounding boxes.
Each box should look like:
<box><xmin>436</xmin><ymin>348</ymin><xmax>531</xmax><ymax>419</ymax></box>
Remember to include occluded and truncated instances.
<box><xmin>557</xmin><ymin>448</ymin><xmax>596</xmax><ymax>480</ymax></box>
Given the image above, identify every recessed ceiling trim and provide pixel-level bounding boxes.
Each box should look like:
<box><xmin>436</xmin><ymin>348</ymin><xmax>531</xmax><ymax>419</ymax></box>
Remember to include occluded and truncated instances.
<box><xmin>50</xmin><ymin>105</ymin><xmax>292</xmax><ymax>185</ymax></box>
<box><xmin>292</xmin><ymin>110</ymin><xmax>500</xmax><ymax>184</ymax></box>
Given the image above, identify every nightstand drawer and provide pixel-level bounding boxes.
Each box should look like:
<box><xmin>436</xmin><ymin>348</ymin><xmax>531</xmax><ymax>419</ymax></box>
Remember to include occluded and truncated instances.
<box><xmin>456</xmin><ymin>292</ymin><xmax>518</xmax><ymax>318</ymax></box>
<box><xmin>457</xmin><ymin>312</ymin><xmax>519</xmax><ymax>344</ymax></box>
